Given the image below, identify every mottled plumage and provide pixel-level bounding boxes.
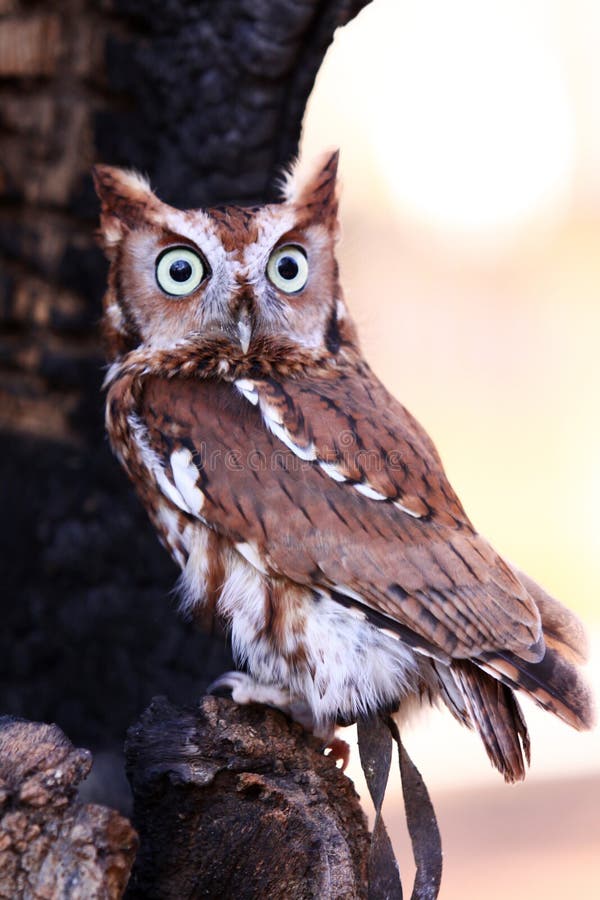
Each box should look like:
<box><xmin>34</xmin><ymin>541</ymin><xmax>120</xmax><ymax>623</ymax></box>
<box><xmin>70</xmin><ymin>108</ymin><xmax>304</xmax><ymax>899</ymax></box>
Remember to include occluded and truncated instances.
<box><xmin>94</xmin><ymin>151</ymin><xmax>593</xmax><ymax>783</ymax></box>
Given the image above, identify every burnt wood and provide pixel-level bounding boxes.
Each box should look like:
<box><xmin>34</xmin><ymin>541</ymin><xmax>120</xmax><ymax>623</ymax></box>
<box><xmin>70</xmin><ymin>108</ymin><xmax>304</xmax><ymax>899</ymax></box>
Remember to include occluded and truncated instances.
<box><xmin>0</xmin><ymin>0</ymin><xmax>371</xmax><ymax>810</ymax></box>
<box><xmin>124</xmin><ymin>695</ymin><xmax>370</xmax><ymax>899</ymax></box>
<box><xmin>0</xmin><ymin>716</ymin><xmax>137</xmax><ymax>898</ymax></box>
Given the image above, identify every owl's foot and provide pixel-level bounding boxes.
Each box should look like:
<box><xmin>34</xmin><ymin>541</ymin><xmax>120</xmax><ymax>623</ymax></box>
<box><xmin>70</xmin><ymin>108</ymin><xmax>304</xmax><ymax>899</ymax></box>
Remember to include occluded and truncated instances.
<box><xmin>208</xmin><ymin>670</ymin><xmax>296</xmax><ymax>713</ymax></box>
<box><xmin>323</xmin><ymin>736</ymin><xmax>351</xmax><ymax>771</ymax></box>
<box><xmin>208</xmin><ymin>671</ymin><xmax>349</xmax><ymax>767</ymax></box>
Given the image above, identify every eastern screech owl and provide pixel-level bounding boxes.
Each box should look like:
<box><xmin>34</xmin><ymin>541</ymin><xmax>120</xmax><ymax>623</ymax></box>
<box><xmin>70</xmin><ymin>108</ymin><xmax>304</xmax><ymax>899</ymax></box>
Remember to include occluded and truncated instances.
<box><xmin>94</xmin><ymin>151</ymin><xmax>592</xmax><ymax>780</ymax></box>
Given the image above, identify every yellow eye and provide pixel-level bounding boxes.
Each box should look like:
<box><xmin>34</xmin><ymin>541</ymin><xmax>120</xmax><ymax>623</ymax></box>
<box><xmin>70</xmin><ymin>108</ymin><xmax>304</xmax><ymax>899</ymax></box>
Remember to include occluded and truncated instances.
<box><xmin>156</xmin><ymin>246</ymin><xmax>206</xmax><ymax>296</ymax></box>
<box><xmin>267</xmin><ymin>244</ymin><xmax>308</xmax><ymax>293</ymax></box>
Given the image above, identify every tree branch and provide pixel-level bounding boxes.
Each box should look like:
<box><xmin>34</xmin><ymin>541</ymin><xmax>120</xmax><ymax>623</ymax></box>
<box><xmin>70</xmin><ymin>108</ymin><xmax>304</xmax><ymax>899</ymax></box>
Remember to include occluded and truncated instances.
<box><xmin>124</xmin><ymin>696</ymin><xmax>370</xmax><ymax>899</ymax></box>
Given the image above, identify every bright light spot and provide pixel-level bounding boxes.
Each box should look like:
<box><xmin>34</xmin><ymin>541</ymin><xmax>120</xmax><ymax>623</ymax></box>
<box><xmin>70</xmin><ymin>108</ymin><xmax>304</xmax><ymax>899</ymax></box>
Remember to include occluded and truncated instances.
<box><xmin>375</xmin><ymin>2</ymin><xmax>575</xmax><ymax>239</ymax></box>
<box><xmin>304</xmin><ymin>0</ymin><xmax>576</xmax><ymax>244</ymax></box>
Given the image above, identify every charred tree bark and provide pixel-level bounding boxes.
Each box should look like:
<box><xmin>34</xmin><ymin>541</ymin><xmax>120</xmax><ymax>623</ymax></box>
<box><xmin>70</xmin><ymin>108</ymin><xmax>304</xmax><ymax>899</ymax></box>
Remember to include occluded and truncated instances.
<box><xmin>0</xmin><ymin>0</ymin><xmax>371</xmax><ymax>811</ymax></box>
<box><xmin>0</xmin><ymin>716</ymin><xmax>137</xmax><ymax>899</ymax></box>
<box><xmin>0</xmin><ymin>701</ymin><xmax>372</xmax><ymax>899</ymax></box>
<box><xmin>124</xmin><ymin>696</ymin><xmax>370</xmax><ymax>899</ymax></box>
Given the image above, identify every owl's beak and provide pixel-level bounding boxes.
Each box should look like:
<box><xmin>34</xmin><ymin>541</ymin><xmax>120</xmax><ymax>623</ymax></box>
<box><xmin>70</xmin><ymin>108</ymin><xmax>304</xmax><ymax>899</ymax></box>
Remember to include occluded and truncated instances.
<box><xmin>236</xmin><ymin>304</ymin><xmax>253</xmax><ymax>353</ymax></box>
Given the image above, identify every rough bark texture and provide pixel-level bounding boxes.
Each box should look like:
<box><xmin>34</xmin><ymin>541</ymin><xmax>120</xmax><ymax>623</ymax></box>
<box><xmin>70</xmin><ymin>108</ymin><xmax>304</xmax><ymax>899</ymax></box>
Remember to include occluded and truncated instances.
<box><xmin>0</xmin><ymin>0</ymin><xmax>371</xmax><ymax>813</ymax></box>
<box><xmin>0</xmin><ymin>716</ymin><xmax>137</xmax><ymax>899</ymax></box>
<box><xmin>125</xmin><ymin>696</ymin><xmax>370</xmax><ymax>900</ymax></box>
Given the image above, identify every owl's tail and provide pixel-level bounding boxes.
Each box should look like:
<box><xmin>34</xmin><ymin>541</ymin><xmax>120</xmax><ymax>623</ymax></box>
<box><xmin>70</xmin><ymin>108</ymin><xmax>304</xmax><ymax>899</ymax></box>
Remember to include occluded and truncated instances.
<box><xmin>482</xmin><ymin>570</ymin><xmax>594</xmax><ymax>730</ymax></box>
<box><xmin>451</xmin><ymin>661</ymin><xmax>531</xmax><ymax>782</ymax></box>
<box><xmin>437</xmin><ymin>574</ymin><xmax>594</xmax><ymax>782</ymax></box>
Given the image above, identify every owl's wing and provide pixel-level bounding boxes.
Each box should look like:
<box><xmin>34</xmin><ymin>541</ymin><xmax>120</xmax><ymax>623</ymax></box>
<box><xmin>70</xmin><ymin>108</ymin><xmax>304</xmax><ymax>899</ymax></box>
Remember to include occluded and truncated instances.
<box><xmin>139</xmin><ymin>368</ymin><xmax>544</xmax><ymax>667</ymax></box>
<box><xmin>137</xmin><ymin>370</ymin><xmax>595</xmax><ymax>731</ymax></box>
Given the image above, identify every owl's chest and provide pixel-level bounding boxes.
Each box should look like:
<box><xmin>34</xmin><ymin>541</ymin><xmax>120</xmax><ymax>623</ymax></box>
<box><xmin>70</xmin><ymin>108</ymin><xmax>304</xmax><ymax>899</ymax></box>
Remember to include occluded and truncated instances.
<box><xmin>108</xmin><ymin>375</ymin><xmax>423</xmax><ymax>721</ymax></box>
<box><xmin>148</xmin><ymin>501</ymin><xmax>421</xmax><ymax>722</ymax></box>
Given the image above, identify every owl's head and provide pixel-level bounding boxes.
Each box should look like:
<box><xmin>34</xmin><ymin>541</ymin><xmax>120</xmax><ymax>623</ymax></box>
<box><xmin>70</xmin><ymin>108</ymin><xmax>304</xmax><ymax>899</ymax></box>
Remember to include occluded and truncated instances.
<box><xmin>93</xmin><ymin>151</ymin><xmax>358</xmax><ymax>363</ymax></box>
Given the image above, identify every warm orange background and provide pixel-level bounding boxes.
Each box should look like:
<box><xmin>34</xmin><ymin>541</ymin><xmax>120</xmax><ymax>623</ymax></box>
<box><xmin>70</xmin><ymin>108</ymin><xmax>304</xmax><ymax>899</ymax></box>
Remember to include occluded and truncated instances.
<box><xmin>301</xmin><ymin>1</ymin><xmax>599</xmax><ymax>896</ymax></box>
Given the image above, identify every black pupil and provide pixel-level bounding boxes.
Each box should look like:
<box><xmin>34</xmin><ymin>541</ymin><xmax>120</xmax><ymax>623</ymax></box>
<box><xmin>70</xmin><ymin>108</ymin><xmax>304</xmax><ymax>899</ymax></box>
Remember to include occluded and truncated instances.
<box><xmin>169</xmin><ymin>258</ymin><xmax>193</xmax><ymax>282</ymax></box>
<box><xmin>277</xmin><ymin>255</ymin><xmax>299</xmax><ymax>280</ymax></box>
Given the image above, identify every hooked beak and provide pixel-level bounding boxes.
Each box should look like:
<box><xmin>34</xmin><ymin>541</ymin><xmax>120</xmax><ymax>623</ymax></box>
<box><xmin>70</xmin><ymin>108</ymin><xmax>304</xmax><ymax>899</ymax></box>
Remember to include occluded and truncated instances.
<box><xmin>236</xmin><ymin>303</ymin><xmax>253</xmax><ymax>354</ymax></box>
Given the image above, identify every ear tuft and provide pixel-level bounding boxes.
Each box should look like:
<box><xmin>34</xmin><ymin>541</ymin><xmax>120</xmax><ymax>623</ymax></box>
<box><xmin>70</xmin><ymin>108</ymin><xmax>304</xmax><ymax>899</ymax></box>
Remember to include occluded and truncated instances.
<box><xmin>280</xmin><ymin>149</ymin><xmax>340</xmax><ymax>223</ymax></box>
<box><xmin>92</xmin><ymin>165</ymin><xmax>159</xmax><ymax>247</ymax></box>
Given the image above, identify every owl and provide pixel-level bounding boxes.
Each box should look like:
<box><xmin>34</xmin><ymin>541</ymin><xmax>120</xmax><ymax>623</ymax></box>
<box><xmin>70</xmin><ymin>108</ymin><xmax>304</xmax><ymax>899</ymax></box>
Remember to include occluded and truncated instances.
<box><xmin>94</xmin><ymin>150</ymin><xmax>593</xmax><ymax>782</ymax></box>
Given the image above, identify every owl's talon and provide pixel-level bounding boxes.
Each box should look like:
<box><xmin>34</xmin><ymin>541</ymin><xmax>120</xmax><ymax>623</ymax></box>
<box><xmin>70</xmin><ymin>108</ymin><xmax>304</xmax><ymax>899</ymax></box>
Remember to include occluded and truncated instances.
<box><xmin>207</xmin><ymin>670</ymin><xmax>295</xmax><ymax>711</ymax></box>
<box><xmin>324</xmin><ymin>737</ymin><xmax>351</xmax><ymax>771</ymax></box>
<box><xmin>207</xmin><ymin>676</ymin><xmax>235</xmax><ymax>699</ymax></box>
<box><xmin>207</xmin><ymin>671</ymin><xmax>244</xmax><ymax>698</ymax></box>
<box><xmin>209</xmin><ymin>673</ymin><xmax>350</xmax><ymax>769</ymax></box>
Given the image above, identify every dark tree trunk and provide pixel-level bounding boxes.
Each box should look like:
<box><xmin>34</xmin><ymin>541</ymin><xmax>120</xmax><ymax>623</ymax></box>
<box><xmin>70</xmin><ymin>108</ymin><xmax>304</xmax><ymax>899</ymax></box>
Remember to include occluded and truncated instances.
<box><xmin>0</xmin><ymin>0</ymin><xmax>371</xmax><ymax>814</ymax></box>
<box><xmin>0</xmin><ymin>702</ymin><xmax>371</xmax><ymax>899</ymax></box>
<box><xmin>124</xmin><ymin>697</ymin><xmax>370</xmax><ymax>899</ymax></box>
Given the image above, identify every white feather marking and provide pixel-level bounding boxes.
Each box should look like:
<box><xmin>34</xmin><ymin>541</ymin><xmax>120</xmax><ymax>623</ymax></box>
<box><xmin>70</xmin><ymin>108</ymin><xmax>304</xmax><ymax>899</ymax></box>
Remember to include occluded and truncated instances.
<box><xmin>178</xmin><ymin>526</ymin><xmax>211</xmax><ymax>616</ymax></box>
<box><xmin>237</xmin><ymin>317</ymin><xmax>252</xmax><ymax>354</ymax></box>
<box><xmin>261</xmin><ymin>401</ymin><xmax>284</xmax><ymax>427</ymax></box>
<box><xmin>155</xmin><ymin>469</ymin><xmax>190</xmax><ymax>513</ymax></box>
<box><xmin>264</xmin><ymin>416</ymin><xmax>317</xmax><ymax>461</ymax></box>
<box><xmin>170</xmin><ymin>447</ymin><xmax>205</xmax><ymax>513</ymax></box>
<box><xmin>380</xmin><ymin>627</ymin><xmax>402</xmax><ymax>642</ymax></box>
<box><xmin>156</xmin><ymin>503</ymin><xmax>182</xmax><ymax>543</ymax></box>
<box><xmin>235</xmin><ymin>378</ymin><xmax>259</xmax><ymax>405</ymax></box>
<box><xmin>393</xmin><ymin>499</ymin><xmax>422</xmax><ymax>519</ymax></box>
<box><xmin>103</xmin><ymin>361</ymin><xmax>122</xmax><ymax>389</ymax></box>
<box><xmin>218</xmin><ymin>555</ymin><xmax>270</xmax><ymax>671</ymax></box>
<box><xmin>155</xmin><ymin>503</ymin><xmax>187</xmax><ymax>569</ymax></box>
<box><xmin>318</xmin><ymin>460</ymin><xmax>347</xmax><ymax>482</ymax></box>
<box><xmin>354</xmin><ymin>482</ymin><xmax>388</xmax><ymax>501</ymax></box>
<box><xmin>413</xmin><ymin>646</ymin><xmax>435</xmax><ymax>658</ymax></box>
<box><xmin>127</xmin><ymin>415</ymin><xmax>190</xmax><ymax>513</ymax></box>
<box><xmin>332</xmin><ymin>583</ymin><xmax>367</xmax><ymax>604</ymax></box>
<box><xmin>235</xmin><ymin>541</ymin><xmax>268</xmax><ymax>574</ymax></box>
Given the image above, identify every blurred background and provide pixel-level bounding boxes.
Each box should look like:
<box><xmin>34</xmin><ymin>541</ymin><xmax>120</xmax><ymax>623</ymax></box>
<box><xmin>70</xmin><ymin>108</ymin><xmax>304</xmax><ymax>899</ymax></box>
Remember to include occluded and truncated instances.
<box><xmin>302</xmin><ymin>1</ymin><xmax>599</xmax><ymax>896</ymax></box>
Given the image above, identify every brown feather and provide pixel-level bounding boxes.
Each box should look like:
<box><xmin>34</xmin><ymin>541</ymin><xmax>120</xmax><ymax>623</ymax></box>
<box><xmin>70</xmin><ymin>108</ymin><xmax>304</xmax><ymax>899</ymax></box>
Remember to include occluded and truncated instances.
<box><xmin>514</xmin><ymin>567</ymin><xmax>590</xmax><ymax>664</ymax></box>
<box><xmin>452</xmin><ymin>661</ymin><xmax>530</xmax><ymax>782</ymax></box>
<box><xmin>135</xmin><ymin>370</ymin><xmax>543</xmax><ymax>663</ymax></box>
<box><xmin>481</xmin><ymin>647</ymin><xmax>594</xmax><ymax>731</ymax></box>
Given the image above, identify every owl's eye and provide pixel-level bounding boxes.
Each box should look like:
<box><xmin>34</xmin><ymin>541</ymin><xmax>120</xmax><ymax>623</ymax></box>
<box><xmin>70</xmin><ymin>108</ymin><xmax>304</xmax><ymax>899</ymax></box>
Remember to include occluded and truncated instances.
<box><xmin>267</xmin><ymin>245</ymin><xmax>308</xmax><ymax>293</ymax></box>
<box><xmin>156</xmin><ymin>247</ymin><xmax>206</xmax><ymax>296</ymax></box>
